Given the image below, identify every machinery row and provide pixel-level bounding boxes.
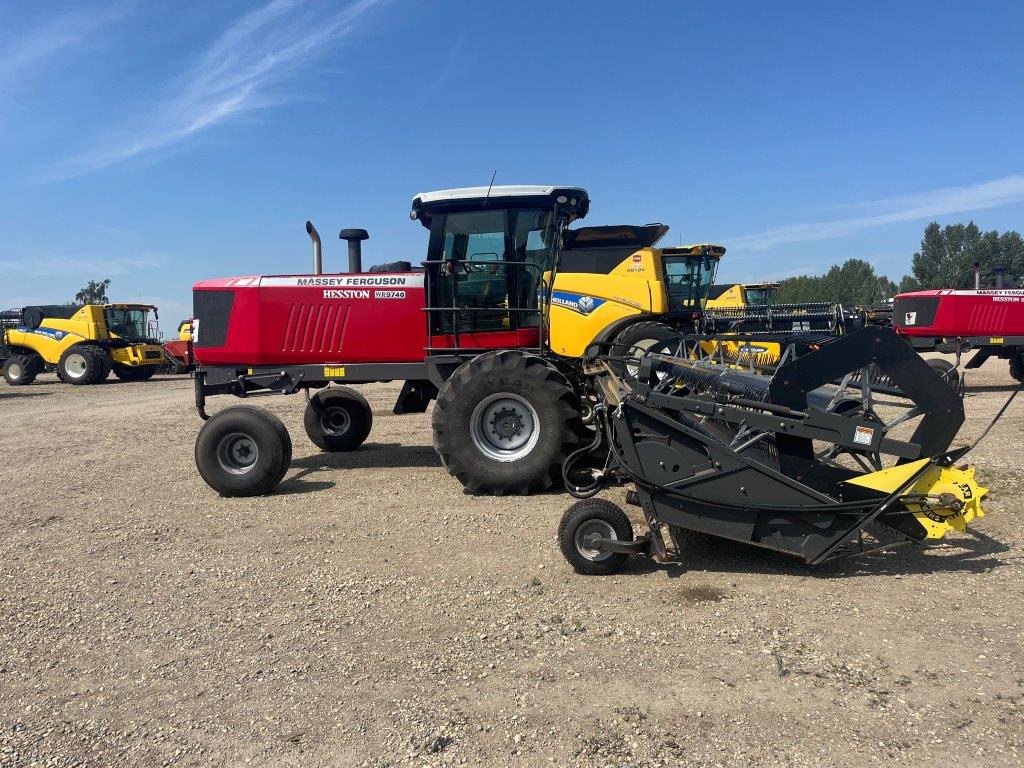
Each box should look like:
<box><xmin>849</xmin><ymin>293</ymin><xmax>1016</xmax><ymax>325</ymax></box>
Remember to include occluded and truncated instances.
<box><xmin>164</xmin><ymin>185</ymin><xmax>1012</xmax><ymax>572</ymax></box>
<box><xmin>2</xmin><ymin>185</ymin><xmax>1016</xmax><ymax>572</ymax></box>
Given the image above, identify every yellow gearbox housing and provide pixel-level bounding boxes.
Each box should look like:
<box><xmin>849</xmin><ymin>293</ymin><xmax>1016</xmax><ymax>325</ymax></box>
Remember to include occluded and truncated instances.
<box><xmin>844</xmin><ymin>459</ymin><xmax>988</xmax><ymax>539</ymax></box>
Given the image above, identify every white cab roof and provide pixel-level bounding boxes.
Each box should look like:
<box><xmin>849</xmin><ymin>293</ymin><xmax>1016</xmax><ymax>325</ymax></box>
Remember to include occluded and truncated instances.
<box><xmin>412</xmin><ymin>185</ymin><xmax>588</xmax><ymax>205</ymax></box>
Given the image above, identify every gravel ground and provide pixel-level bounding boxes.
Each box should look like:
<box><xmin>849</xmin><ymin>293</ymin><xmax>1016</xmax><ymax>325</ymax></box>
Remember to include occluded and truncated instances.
<box><xmin>1</xmin><ymin>356</ymin><xmax>1022</xmax><ymax>768</ymax></box>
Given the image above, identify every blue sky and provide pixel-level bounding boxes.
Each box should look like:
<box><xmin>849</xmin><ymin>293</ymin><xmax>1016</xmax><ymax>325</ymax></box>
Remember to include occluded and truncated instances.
<box><xmin>2</xmin><ymin>0</ymin><xmax>1023</xmax><ymax>325</ymax></box>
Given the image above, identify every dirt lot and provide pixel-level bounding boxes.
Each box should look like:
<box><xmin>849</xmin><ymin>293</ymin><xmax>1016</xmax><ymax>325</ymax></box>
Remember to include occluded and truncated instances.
<box><xmin>1</xmin><ymin>358</ymin><xmax>1023</xmax><ymax>768</ymax></box>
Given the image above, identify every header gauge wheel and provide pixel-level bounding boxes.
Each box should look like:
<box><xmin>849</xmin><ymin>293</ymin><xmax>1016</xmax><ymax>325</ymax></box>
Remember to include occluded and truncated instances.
<box><xmin>558</xmin><ymin>499</ymin><xmax>634</xmax><ymax>575</ymax></box>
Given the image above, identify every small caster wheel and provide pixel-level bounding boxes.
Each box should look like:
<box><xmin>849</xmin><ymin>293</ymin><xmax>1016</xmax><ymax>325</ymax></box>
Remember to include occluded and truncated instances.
<box><xmin>558</xmin><ymin>498</ymin><xmax>634</xmax><ymax>575</ymax></box>
<box><xmin>304</xmin><ymin>386</ymin><xmax>372</xmax><ymax>451</ymax></box>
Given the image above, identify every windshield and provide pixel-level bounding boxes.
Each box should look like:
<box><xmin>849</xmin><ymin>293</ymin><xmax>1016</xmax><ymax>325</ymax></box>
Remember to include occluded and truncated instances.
<box><xmin>744</xmin><ymin>288</ymin><xmax>774</xmax><ymax>306</ymax></box>
<box><xmin>663</xmin><ymin>254</ymin><xmax>719</xmax><ymax>311</ymax></box>
<box><xmin>105</xmin><ymin>308</ymin><xmax>150</xmax><ymax>341</ymax></box>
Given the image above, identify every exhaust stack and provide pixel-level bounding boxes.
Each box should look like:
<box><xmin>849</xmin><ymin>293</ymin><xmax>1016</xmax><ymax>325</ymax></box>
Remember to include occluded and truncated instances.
<box><xmin>974</xmin><ymin>261</ymin><xmax>981</xmax><ymax>290</ymax></box>
<box><xmin>994</xmin><ymin>265</ymin><xmax>1009</xmax><ymax>289</ymax></box>
<box><xmin>306</xmin><ymin>221</ymin><xmax>323</xmax><ymax>275</ymax></box>
<box><xmin>340</xmin><ymin>229</ymin><xmax>369</xmax><ymax>273</ymax></box>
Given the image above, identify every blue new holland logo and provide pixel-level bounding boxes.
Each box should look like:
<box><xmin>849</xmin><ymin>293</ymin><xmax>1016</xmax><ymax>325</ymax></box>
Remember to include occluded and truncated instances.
<box><xmin>19</xmin><ymin>326</ymin><xmax>67</xmax><ymax>341</ymax></box>
<box><xmin>551</xmin><ymin>290</ymin><xmax>606</xmax><ymax>316</ymax></box>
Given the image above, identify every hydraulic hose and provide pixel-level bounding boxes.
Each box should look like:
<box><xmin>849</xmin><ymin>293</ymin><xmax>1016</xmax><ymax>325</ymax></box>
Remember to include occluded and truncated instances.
<box><xmin>563</xmin><ymin>409</ymin><xmax>609</xmax><ymax>499</ymax></box>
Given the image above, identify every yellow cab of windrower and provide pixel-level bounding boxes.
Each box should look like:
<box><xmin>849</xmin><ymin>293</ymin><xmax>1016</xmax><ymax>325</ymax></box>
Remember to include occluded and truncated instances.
<box><xmin>546</xmin><ymin>225</ymin><xmax>724</xmax><ymax>358</ymax></box>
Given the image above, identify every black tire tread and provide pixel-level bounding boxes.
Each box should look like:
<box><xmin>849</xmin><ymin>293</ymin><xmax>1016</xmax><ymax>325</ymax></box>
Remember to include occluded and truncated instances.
<box><xmin>1009</xmin><ymin>350</ymin><xmax>1023</xmax><ymax>384</ymax></box>
<box><xmin>303</xmin><ymin>386</ymin><xmax>373</xmax><ymax>451</ymax></box>
<box><xmin>610</xmin><ymin>321</ymin><xmax>681</xmax><ymax>377</ymax></box>
<box><xmin>2</xmin><ymin>352</ymin><xmax>44</xmax><ymax>385</ymax></box>
<box><xmin>194</xmin><ymin>406</ymin><xmax>291</xmax><ymax>497</ymax></box>
<box><xmin>58</xmin><ymin>344</ymin><xmax>108</xmax><ymax>385</ymax></box>
<box><xmin>557</xmin><ymin>498</ymin><xmax>634</xmax><ymax>575</ymax></box>
<box><xmin>113</xmin><ymin>362</ymin><xmax>156</xmax><ymax>382</ymax></box>
<box><xmin>432</xmin><ymin>351</ymin><xmax>581</xmax><ymax>496</ymax></box>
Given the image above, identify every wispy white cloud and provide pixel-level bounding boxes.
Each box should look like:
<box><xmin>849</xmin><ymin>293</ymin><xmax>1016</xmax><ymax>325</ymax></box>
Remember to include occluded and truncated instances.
<box><xmin>728</xmin><ymin>175</ymin><xmax>1024</xmax><ymax>251</ymax></box>
<box><xmin>44</xmin><ymin>0</ymin><xmax>383</xmax><ymax>181</ymax></box>
<box><xmin>0</xmin><ymin>4</ymin><xmax>130</xmax><ymax>91</ymax></box>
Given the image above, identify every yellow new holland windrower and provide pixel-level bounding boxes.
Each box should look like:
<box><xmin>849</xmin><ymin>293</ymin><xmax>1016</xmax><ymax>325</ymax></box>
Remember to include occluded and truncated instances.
<box><xmin>557</xmin><ymin>326</ymin><xmax>1004</xmax><ymax>574</ymax></box>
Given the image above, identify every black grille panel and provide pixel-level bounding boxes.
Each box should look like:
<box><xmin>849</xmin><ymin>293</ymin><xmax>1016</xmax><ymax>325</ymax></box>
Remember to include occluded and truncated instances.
<box><xmin>193</xmin><ymin>290</ymin><xmax>235</xmax><ymax>348</ymax></box>
<box><xmin>893</xmin><ymin>296</ymin><xmax>939</xmax><ymax>329</ymax></box>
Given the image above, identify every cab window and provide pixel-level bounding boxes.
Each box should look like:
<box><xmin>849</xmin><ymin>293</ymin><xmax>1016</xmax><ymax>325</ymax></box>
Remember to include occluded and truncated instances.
<box><xmin>437</xmin><ymin>211</ymin><xmax>509</xmax><ymax>332</ymax></box>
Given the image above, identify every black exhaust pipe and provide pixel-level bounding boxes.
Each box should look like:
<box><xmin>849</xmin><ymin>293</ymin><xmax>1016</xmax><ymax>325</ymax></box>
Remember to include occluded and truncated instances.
<box><xmin>306</xmin><ymin>220</ymin><xmax>322</xmax><ymax>275</ymax></box>
<box><xmin>340</xmin><ymin>228</ymin><xmax>369</xmax><ymax>273</ymax></box>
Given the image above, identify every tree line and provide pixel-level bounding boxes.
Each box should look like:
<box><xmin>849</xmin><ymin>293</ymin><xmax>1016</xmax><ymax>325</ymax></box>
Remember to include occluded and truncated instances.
<box><xmin>775</xmin><ymin>221</ymin><xmax>1024</xmax><ymax>305</ymax></box>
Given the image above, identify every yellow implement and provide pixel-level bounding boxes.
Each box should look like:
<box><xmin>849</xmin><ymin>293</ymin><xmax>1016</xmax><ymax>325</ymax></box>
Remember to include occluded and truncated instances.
<box><xmin>844</xmin><ymin>459</ymin><xmax>988</xmax><ymax>539</ymax></box>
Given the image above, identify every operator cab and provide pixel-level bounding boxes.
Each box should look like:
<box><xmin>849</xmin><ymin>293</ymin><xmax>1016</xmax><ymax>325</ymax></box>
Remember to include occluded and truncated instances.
<box><xmin>104</xmin><ymin>303</ymin><xmax>158</xmax><ymax>342</ymax></box>
<box><xmin>743</xmin><ymin>282</ymin><xmax>779</xmax><ymax>307</ymax></box>
<box><xmin>410</xmin><ymin>186</ymin><xmax>589</xmax><ymax>343</ymax></box>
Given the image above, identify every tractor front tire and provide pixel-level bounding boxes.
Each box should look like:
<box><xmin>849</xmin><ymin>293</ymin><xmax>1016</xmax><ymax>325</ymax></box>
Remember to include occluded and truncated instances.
<box><xmin>2</xmin><ymin>353</ymin><xmax>44</xmax><ymax>385</ymax></box>
<box><xmin>303</xmin><ymin>387</ymin><xmax>373</xmax><ymax>451</ymax></box>
<box><xmin>558</xmin><ymin>499</ymin><xmax>634</xmax><ymax>575</ymax></box>
<box><xmin>611</xmin><ymin>321</ymin><xmax>680</xmax><ymax>379</ymax></box>
<box><xmin>113</xmin><ymin>363</ymin><xmax>156</xmax><ymax>382</ymax></box>
<box><xmin>432</xmin><ymin>351</ymin><xmax>582</xmax><ymax>495</ymax></box>
<box><xmin>57</xmin><ymin>345</ymin><xmax>108</xmax><ymax>385</ymax></box>
<box><xmin>195</xmin><ymin>406</ymin><xmax>292</xmax><ymax>497</ymax></box>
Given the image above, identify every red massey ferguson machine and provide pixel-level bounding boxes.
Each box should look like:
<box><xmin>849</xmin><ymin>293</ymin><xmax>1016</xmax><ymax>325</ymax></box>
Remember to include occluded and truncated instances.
<box><xmin>893</xmin><ymin>288</ymin><xmax>1024</xmax><ymax>383</ymax></box>
<box><xmin>192</xmin><ymin>186</ymin><xmax>595</xmax><ymax>496</ymax></box>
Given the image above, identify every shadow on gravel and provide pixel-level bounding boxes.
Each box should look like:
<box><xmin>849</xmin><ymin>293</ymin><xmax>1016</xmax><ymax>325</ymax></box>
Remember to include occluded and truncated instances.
<box><xmin>275</xmin><ymin>477</ymin><xmax>337</xmax><ymax>495</ymax></box>
<box><xmin>965</xmin><ymin>384</ymin><xmax>1023</xmax><ymax>393</ymax></box>
<box><xmin>290</xmin><ymin>444</ymin><xmax>442</xmax><ymax>471</ymax></box>
<box><xmin>623</xmin><ymin>527</ymin><xmax>1009</xmax><ymax>580</ymax></box>
<box><xmin>0</xmin><ymin>391</ymin><xmax>51</xmax><ymax>399</ymax></box>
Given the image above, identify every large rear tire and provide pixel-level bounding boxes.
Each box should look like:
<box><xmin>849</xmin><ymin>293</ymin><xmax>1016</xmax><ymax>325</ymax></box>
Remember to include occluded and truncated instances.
<box><xmin>113</xmin><ymin>363</ymin><xmax>156</xmax><ymax>382</ymax></box>
<box><xmin>303</xmin><ymin>387</ymin><xmax>373</xmax><ymax>451</ymax></box>
<box><xmin>2</xmin><ymin>353</ymin><xmax>43</xmax><ymax>385</ymax></box>
<box><xmin>195</xmin><ymin>406</ymin><xmax>292</xmax><ymax>497</ymax></box>
<box><xmin>432</xmin><ymin>351</ymin><xmax>582</xmax><ymax>495</ymax></box>
<box><xmin>57</xmin><ymin>345</ymin><xmax>108</xmax><ymax>385</ymax></box>
<box><xmin>610</xmin><ymin>321</ymin><xmax>680</xmax><ymax>379</ymax></box>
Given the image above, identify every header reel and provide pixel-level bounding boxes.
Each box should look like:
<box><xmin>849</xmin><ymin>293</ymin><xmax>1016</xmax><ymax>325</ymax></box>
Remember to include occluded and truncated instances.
<box><xmin>558</xmin><ymin>327</ymin><xmax>991</xmax><ymax>575</ymax></box>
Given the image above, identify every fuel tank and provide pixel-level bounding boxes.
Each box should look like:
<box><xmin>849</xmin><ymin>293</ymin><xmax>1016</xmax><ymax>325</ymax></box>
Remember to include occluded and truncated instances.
<box><xmin>894</xmin><ymin>289</ymin><xmax>1024</xmax><ymax>338</ymax></box>
<box><xmin>192</xmin><ymin>272</ymin><xmax>427</xmax><ymax>366</ymax></box>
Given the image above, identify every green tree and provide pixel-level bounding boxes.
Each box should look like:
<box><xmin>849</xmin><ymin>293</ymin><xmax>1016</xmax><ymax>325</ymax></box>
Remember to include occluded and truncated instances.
<box><xmin>910</xmin><ymin>221</ymin><xmax>1024</xmax><ymax>289</ymax></box>
<box><xmin>896</xmin><ymin>274</ymin><xmax>921</xmax><ymax>293</ymax></box>
<box><xmin>775</xmin><ymin>259</ymin><xmax>896</xmax><ymax>305</ymax></box>
<box><xmin>73</xmin><ymin>279</ymin><xmax>111</xmax><ymax>305</ymax></box>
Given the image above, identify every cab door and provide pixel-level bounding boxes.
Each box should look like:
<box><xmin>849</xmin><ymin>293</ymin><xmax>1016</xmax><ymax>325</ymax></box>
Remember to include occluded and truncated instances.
<box><xmin>426</xmin><ymin>208</ymin><xmax>551</xmax><ymax>352</ymax></box>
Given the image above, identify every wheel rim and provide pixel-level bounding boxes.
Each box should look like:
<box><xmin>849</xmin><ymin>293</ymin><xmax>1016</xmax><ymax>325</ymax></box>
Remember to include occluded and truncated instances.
<box><xmin>216</xmin><ymin>432</ymin><xmax>259</xmax><ymax>475</ymax></box>
<box><xmin>469</xmin><ymin>392</ymin><xmax>540</xmax><ymax>462</ymax></box>
<box><xmin>320</xmin><ymin>405</ymin><xmax>351</xmax><ymax>436</ymax></box>
<box><xmin>64</xmin><ymin>353</ymin><xmax>88</xmax><ymax>379</ymax></box>
<box><xmin>626</xmin><ymin>338</ymin><xmax>666</xmax><ymax>378</ymax></box>
<box><xmin>574</xmin><ymin>519</ymin><xmax>616</xmax><ymax>562</ymax></box>
<box><xmin>580</xmin><ymin>401</ymin><xmax>595</xmax><ymax>425</ymax></box>
<box><xmin>7</xmin><ymin>362</ymin><xmax>22</xmax><ymax>380</ymax></box>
